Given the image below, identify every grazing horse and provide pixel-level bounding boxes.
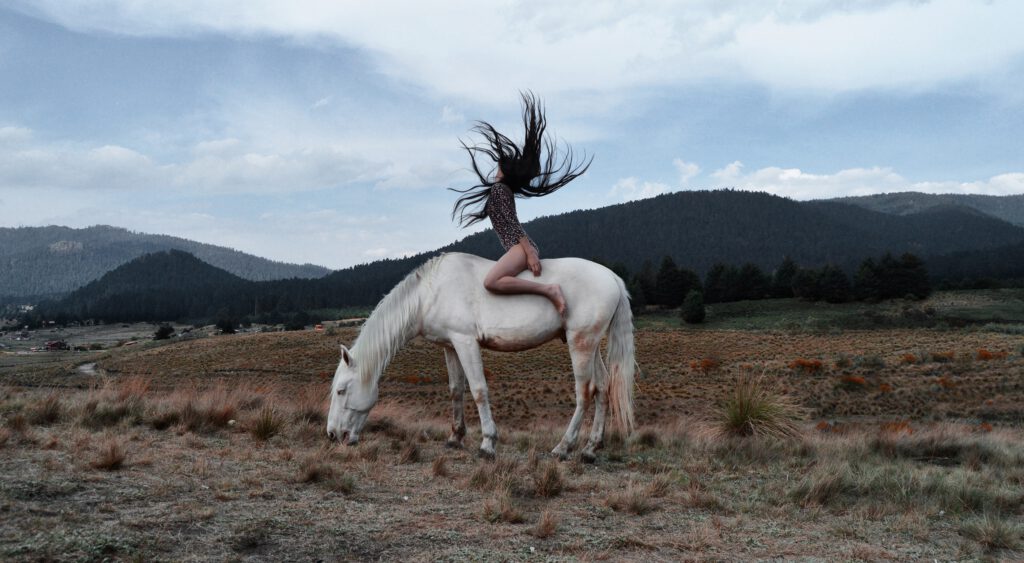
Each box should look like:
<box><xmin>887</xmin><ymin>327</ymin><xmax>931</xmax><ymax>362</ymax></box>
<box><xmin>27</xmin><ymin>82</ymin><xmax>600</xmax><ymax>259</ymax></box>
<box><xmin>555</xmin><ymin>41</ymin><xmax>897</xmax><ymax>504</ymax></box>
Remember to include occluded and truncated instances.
<box><xmin>326</xmin><ymin>252</ymin><xmax>636</xmax><ymax>461</ymax></box>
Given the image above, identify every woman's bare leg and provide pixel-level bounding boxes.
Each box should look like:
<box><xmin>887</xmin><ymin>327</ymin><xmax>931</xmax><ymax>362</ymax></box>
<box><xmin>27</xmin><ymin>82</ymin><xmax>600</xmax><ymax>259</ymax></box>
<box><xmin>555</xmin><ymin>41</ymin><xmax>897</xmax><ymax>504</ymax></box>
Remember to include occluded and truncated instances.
<box><xmin>484</xmin><ymin>246</ymin><xmax>567</xmax><ymax>314</ymax></box>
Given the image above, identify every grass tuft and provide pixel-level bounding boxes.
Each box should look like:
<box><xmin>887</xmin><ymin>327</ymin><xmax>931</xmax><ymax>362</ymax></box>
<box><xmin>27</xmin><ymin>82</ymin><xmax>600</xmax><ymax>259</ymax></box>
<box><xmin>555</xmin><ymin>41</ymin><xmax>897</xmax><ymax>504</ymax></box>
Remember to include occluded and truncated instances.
<box><xmin>431</xmin><ymin>455</ymin><xmax>449</xmax><ymax>478</ymax></box>
<box><xmin>28</xmin><ymin>394</ymin><xmax>63</xmax><ymax>425</ymax></box>
<box><xmin>297</xmin><ymin>452</ymin><xmax>355</xmax><ymax>494</ymax></box>
<box><xmin>250</xmin><ymin>406</ymin><xmax>285</xmax><ymax>441</ymax></box>
<box><xmin>715</xmin><ymin>375</ymin><xmax>803</xmax><ymax>440</ymax></box>
<box><xmin>92</xmin><ymin>440</ymin><xmax>127</xmax><ymax>471</ymax></box>
<box><xmin>481</xmin><ymin>487</ymin><xmax>525</xmax><ymax>524</ymax></box>
<box><xmin>606</xmin><ymin>481</ymin><xmax>656</xmax><ymax>515</ymax></box>
<box><xmin>961</xmin><ymin>513</ymin><xmax>1021</xmax><ymax>551</ymax></box>
<box><xmin>532</xmin><ymin>461</ymin><xmax>564</xmax><ymax>498</ymax></box>
<box><xmin>531</xmin><ymin>510</ymin><xmax>558</xmax><ymax>538</ymax></box>
<box><xmin>399</xmin><ymin>440</ymin><xmax>421</xmax><ymax>464</ymax></box>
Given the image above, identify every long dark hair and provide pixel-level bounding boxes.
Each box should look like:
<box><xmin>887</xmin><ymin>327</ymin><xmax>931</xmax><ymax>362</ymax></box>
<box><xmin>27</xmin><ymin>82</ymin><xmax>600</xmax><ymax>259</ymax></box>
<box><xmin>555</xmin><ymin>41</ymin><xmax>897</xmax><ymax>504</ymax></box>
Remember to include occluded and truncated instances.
<box><xmin>450</xmin><ymin>92</ymin><xmax>591</xmax><ymax>227</ymax></box>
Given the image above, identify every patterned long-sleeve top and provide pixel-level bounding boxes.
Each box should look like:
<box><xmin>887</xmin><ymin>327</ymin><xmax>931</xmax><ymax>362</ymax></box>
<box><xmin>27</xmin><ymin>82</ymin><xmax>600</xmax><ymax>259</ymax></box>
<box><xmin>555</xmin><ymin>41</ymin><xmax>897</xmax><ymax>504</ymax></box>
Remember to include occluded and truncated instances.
<box><xmin>485</xmin><ymin>183</ymin><xmax>538</xmax><ymax>253</ymax></box>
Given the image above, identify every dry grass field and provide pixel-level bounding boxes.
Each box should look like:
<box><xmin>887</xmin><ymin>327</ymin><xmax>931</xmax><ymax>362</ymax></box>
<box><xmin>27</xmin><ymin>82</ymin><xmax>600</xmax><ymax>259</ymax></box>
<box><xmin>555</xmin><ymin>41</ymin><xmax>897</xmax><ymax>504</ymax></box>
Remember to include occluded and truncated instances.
<box><xmin>2</xmin><ymin>298</ymin><xmax>1023</xmax><ymax>560</ymax></box>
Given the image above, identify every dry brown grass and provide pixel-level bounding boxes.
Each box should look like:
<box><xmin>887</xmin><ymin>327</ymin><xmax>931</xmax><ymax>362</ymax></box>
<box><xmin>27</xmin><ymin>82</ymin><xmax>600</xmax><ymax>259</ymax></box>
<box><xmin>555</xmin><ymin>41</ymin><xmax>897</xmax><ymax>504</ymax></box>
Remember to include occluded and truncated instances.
<box><xmin>606</xmin><ymin>481</ymin><xmax>656</xmax><ymax>515</ymax></box>
<box><xmin>249</xmin><ymin>405</ymin><xmax>285</xmax><ymax>441</ymax></box>
<box><xmin>532</xmin><ymin>461</ymin><xmax>564</xmax><ymax>498</ymax></box>
<box><xmin>28</xmin><ymin>393</ymin><xmax>64</xmax><ymax>426</ymax></box>
<box><xmin>431</xmin><ymin>454</ymin><xmax>449</xmax><ymax>478</ymax></box>
<box><xmin>91</xmin><ymin>439</ymin><xmax>127</xmax><ymax>470</ymax></box>
<box><xmin>532</xmin><ymin>510</ymin><xmax>558</xmax><ymax>538</ymax></box>
<box><xmin>714</xmin><ymin>375</ymin><xmax>804</xmax><ymax>440</ymax></box>
<box><xmin>481</xmin><ymin>486</ymin><xmax>525</xmax><ymax>524</ymax></box>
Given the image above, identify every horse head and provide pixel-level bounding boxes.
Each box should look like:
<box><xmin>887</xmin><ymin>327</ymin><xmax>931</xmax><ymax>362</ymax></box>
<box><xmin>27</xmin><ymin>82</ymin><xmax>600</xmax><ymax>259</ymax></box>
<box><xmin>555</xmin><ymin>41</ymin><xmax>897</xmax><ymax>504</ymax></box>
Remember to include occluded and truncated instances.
<box><xmin>326</xmin><ymin>344</ymin><xmax>378</xmax><ymax>445</ymax></box>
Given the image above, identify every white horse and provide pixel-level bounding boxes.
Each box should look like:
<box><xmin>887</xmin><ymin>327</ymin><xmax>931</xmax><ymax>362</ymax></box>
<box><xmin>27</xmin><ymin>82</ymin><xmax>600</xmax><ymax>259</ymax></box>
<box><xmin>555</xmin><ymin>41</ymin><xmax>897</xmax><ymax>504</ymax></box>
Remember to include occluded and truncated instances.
<box><xmin>326</xmin><ymin>252</ymin><xmax>636</xmax><ymax>462</ymax></box>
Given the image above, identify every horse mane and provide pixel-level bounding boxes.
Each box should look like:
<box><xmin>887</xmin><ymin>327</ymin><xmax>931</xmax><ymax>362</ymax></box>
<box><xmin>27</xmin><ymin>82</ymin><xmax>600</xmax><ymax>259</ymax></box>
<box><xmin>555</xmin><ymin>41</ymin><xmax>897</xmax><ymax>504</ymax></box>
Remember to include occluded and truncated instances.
<box><xmin>352</xmin><ymin>254</ymin><xmax>445</xmax><ymax>384</ymax></box>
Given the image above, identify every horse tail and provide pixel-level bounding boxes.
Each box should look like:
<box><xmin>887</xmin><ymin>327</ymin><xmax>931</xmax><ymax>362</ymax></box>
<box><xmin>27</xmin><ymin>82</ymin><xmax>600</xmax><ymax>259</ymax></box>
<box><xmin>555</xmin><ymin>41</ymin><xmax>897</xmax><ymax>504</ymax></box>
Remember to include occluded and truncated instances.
<box><xmin>605</xmin><ymin>275</ymin><xmax>636</xmax><ymax>435</ymax></box>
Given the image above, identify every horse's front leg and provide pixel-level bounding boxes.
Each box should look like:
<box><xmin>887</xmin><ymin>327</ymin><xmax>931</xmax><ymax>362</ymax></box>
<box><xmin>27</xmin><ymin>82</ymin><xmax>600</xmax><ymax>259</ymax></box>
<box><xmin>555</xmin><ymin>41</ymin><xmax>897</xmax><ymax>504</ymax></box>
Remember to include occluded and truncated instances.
<box><xmin>451</xmin><ymin>337</ymin><xmax>499</xmax><ymax>459</ymax></box>
<box><xmin>443</xmin><ymin>346</ymin><xmax>467</xmax><ymax>449</ymax></box>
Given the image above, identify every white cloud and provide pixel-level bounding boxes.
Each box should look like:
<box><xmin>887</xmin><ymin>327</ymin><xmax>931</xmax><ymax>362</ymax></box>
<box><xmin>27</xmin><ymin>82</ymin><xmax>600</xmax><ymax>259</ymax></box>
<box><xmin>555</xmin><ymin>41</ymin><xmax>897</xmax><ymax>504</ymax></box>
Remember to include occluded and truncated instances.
<box><xmin>311</xmin><ymin>96</ymin><xmax>331</xmax><ymax>109</ymax></box>
<box><xmin>609</xmin><ymin>177</ymin><xmax>671</xmax><ymax>202</ymax></box>
<box><xmin>12</xmin><ymin>0</ymin><xmax>1024</xmax><ymax>102</ymax></box>
<box><xmin>709</xmin><ymin>161</ymin><xmax>1024</xmax><ymax>199</ymax></box>
<box><xmin>673</xmin><ymin>158</ymin><xmax>700</xmax><ymax>186</ymax></box>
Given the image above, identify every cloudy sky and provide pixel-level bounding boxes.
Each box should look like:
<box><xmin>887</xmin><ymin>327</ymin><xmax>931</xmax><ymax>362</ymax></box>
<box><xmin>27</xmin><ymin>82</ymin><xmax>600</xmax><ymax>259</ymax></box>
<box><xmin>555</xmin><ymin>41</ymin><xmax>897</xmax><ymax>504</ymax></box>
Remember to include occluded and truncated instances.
<box><xmin>2</xmin><ymin>1</ymin><xmax>1023</xmax><ymax>268</ymax></box>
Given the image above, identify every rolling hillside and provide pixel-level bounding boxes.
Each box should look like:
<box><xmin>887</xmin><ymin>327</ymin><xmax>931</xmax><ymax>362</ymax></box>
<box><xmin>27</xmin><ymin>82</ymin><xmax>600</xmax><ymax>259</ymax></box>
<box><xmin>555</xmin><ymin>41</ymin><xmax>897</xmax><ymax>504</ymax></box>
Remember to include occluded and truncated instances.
<box><xmin>831</xmin><ymin>192</ymin><xmax>1024</xmax><ymax>227</ymax></box>
<box><xmin>0</xmin><ymin>225</ymin><xmax>331</xmax><ymax>298</ymax></box>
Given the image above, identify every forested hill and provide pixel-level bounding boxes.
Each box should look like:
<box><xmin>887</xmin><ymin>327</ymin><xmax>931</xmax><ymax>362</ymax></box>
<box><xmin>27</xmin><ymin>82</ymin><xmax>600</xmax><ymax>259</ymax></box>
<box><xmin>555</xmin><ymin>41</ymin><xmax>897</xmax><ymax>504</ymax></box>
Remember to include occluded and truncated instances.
<box><xmin>439</xmin><ymin>190</ymin><xmax>1024</xmax><ymax>274</ymax></box>
<box><xmin>0</xmin><ymin>225</ymin><xmax>331</xmax><ymax>298</ymax></box>
<box><xmin>830</xmin><ymin>192</ymin><xmax>1024</xmax><ymax>227</ymax></box>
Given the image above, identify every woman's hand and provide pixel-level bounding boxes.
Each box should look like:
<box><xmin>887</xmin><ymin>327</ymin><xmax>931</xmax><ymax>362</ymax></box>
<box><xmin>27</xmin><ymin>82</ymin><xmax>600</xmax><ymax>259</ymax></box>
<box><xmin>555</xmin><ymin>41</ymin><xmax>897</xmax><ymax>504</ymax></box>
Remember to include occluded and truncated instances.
<box><xmin>522</xmin><ymin>239</ymin><xmax>541</xmax><ymax>276</ymax></box>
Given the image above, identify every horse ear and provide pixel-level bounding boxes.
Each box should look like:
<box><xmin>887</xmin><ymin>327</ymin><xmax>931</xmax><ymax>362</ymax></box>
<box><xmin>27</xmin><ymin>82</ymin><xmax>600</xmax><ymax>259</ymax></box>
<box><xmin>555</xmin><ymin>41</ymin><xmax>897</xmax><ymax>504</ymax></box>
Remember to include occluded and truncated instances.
<box><xmin>340</xmin><ymin>345</ymin><xmax>355</xmax><ymax>367</ymax></box>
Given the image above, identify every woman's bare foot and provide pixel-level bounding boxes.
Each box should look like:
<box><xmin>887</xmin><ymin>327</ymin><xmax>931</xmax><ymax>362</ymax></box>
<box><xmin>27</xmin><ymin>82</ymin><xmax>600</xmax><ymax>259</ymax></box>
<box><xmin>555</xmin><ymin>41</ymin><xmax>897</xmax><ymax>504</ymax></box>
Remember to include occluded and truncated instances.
<box><xmin>547</xmin><ymin>284</ymin><xmax>567</xmax><ymax>316</ymax></box>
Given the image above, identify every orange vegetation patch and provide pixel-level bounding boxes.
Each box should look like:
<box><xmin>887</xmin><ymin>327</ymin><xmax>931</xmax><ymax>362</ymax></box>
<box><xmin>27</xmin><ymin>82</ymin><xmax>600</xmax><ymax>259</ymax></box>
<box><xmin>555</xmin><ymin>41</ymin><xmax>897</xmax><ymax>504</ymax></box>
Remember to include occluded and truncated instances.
<box><xmin>978</xmin><ymin>422</ymin><xmax>994</xmax><ymax>433</ymax></box>
<box><xmin>880</xmin><ymin>420</ymin><xmax>913</xmax><ymax>435</ymax></box>
<box><xmin>840</xmin><ymin>375</ymin><xmax>867</xmax><ymax>387</ymax></box>
<box><xmin>930</xmin><ymin>351</ymin><xmax>955</xmax><ymax>363</ymax></box>
<box><xmin>689</xmin><ymin>358</ymin><xmax>719</xmax><ymax>373</ymax></box>
<box><xmin>937</xmin><ymin>376</ymin><xmax>956</xmax><ymax>389</ymax></box>
<box><xmin>976</xmin><ymin>349</ymin><xmax>1007</xmax><ymax>361</ymax></box>
<box><xmin>788</xmin><ymin>359</ymin><xmax>823</xmax><ymax>373</ymax></box>
<box><xmin>878</xmin><ymin>383</ymin><xmax>893</xmax><ymax>393</ymax></box>
<box><xmin>900</xmin><ymin>353</ymin><xmax>917</xmax><ymax>365</ymax></box>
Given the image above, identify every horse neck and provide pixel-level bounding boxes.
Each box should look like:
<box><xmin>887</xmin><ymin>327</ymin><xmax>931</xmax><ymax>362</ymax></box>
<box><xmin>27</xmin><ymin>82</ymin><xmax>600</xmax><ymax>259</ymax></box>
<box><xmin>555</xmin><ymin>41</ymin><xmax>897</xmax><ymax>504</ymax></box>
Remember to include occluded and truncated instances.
<box><xmin>351</xmin><ymin>274</ymin><xmax>423</xmax><ymax>385</ymax></box>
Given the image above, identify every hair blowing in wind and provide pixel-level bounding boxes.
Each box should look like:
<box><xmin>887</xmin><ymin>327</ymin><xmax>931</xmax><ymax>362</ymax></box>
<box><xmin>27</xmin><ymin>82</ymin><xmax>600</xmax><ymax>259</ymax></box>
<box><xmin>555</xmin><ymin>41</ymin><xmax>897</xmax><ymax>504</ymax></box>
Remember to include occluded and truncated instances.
<box><xmin>450</xmin><ymin>92</ymin><xmax>592</xmax><ymax>227</ymax></box>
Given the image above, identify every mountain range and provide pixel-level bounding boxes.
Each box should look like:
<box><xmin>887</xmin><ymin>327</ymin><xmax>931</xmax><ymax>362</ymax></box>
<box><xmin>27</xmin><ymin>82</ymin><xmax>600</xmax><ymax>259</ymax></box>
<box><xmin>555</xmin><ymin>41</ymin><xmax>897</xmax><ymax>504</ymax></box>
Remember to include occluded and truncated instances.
<box><xmin>30</xmin><ymin>189</ymin><xmax>1024</xmax><ymax>322</ymax></box>
<box><xmin>0</xmin><ymin>225</ymin><xmax>330</xmax><ymax>299</ymax></box>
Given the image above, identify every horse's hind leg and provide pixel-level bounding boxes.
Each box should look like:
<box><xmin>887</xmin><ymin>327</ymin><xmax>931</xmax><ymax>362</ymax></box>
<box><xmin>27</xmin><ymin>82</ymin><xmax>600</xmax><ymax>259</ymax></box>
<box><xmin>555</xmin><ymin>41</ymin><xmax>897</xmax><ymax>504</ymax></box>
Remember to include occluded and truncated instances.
<box><xmin>444</xmin><ymin>346</ymin><xmax>467</xmax><ymax>449</ymax></box>
<box><xmin>451</xmin><ymin>337</ymin><xmax>499</xmax><ymax>459</ymax></box>
<box><xmin>552</xmin><ymin>331</ymin><xmax>597</xmax><ymax>461</ymax></box>
<box><xmin>581</xmin><ymin>350</ymin><xmax>609</xmax><ymax>463</ymax></box>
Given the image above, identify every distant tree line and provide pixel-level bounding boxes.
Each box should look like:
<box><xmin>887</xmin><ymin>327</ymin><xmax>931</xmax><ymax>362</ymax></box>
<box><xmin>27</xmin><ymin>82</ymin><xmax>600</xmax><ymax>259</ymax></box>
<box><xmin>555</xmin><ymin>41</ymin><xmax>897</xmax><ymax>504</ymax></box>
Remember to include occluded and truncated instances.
<box><xmin>606</xmin><ymin>252</ymin><xmax>931</xmax><ymax>313</ymax></box>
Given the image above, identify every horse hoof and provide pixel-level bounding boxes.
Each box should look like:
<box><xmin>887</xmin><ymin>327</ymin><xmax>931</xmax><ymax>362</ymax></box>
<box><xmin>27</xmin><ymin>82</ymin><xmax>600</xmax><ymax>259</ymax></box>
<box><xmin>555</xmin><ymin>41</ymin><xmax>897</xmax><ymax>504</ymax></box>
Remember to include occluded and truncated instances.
<box><xmin>581</xmin><ymin>451</ymin><xmax>597</xmax><ymax>464</ymax></box>
<box><xmin>477</xmin><ymin>448</ymin><xmax>496</xmax><ymax>460</ymax></box>
<box><xmin>445</xmin><ymin>439</ymin><xmax>464</xmax><ymax>450</ymax></box>
<box><xmin>552</xmin><ymin>449</ymin><xmax>569</xmax><ymax>462</ymax></box>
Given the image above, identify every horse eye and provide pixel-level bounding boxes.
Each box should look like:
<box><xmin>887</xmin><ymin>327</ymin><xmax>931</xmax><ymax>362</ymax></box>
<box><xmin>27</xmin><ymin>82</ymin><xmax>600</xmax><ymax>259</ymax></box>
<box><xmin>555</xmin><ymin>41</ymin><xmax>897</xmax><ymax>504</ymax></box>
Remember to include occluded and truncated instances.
<box><xmin>336</xmin><ymin>389</ymin><xmax>345</xmax><ymax>396</ymax></box>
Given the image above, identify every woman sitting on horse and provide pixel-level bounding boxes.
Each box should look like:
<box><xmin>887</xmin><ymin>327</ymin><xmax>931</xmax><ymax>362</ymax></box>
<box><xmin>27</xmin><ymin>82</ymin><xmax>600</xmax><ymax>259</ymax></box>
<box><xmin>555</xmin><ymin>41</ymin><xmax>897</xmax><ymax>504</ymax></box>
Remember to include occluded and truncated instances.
<box><xmin>450</xmin><ymin>92</ymin><xmax>591</xmax><ymax>316</ymax></box>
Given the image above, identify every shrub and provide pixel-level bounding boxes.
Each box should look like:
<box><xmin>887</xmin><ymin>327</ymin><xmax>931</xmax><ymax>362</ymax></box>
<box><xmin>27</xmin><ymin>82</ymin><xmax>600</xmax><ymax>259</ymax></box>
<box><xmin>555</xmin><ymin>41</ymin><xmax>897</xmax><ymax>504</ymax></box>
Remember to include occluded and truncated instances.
<box><xmin>690</xmin><ymin>358</ymin><xmax>719</xmax><ymax>373</ymax></box>
<box><xmin>715</xmin><ymin>376</ymin><xmax>803</xmax><ymax>440</ymax></box>
<box><xmin>900</xmin><ymin>353</ymin><xmax>917</xmax><ymax>365</ymax></box>
<box><xmin>681</xmin><ymin>290</ymin><xmax>705</xmax><ymax>324</ymax></box>
<box><xmin>153</xmin><ymin>325</ymin><xmax>175</xmax><ymax>340</ymax></box>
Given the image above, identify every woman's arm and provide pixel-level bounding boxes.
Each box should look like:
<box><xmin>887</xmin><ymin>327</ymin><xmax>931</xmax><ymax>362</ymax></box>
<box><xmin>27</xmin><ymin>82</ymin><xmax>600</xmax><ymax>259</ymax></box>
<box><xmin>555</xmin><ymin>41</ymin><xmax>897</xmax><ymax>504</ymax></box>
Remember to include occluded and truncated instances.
<box><xmin>520</xmin><ymin>236</ymin><xmax>541</xmax><ymax>276</ymax></box>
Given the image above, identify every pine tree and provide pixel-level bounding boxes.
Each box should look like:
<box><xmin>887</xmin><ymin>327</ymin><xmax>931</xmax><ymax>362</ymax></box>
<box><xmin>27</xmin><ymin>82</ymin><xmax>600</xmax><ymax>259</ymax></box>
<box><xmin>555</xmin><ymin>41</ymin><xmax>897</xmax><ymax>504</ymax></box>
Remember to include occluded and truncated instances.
<box><xmin>771</xmin><ymin>256</ymin><xmax>798</xmax><ymax>298</ymax></box>
<box><xmin>681</xmin><ymin>290</ymin><xmax>706</xmax><ymax>324</ymax></box>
